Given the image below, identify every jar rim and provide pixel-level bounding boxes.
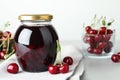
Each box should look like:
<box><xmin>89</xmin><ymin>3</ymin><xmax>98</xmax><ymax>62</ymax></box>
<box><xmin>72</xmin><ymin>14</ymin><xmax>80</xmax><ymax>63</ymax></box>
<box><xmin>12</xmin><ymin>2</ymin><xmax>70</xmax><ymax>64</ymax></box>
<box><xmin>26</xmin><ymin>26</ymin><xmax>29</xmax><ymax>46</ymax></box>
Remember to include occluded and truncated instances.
<box><xmin>18</xmin><ymin>14</ymin><xmax>53</xmax><ymax>21</ymax></box>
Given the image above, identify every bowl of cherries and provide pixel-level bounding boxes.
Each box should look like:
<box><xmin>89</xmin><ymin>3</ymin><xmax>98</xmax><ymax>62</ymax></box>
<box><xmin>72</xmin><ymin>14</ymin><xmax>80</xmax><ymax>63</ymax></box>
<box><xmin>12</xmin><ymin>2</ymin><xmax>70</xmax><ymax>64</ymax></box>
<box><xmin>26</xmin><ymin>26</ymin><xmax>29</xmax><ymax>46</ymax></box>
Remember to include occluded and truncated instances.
<box><xmin>83</xmin><ymin>16</ymin><xmax>115</xmax><ymax>58</ymax></box>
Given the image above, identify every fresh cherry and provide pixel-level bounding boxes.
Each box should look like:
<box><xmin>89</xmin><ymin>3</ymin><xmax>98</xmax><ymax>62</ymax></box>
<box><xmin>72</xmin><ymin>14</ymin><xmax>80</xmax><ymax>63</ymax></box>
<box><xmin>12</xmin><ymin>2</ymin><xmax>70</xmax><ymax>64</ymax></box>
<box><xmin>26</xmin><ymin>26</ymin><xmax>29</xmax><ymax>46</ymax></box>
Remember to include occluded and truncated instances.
<box><xmin>3</xmin><ymin>31</ymin><xmax>11</xmax><ymax>38</ymax></box>
<box><xmin>94</xmin><ymin>34</ymin><xmax>102</xmax><ymax>42</ymax></box>
<box><xmin>111</xmin><ymin>54</ymin><xmax>119</xmax><ymax>63</ymax></box>
<box><xmin>93</xmin><ymin>48</ymin><xmax>102</xmax><ymax>54</ymax></box>
<box><xmin>85</xmin><ymin>26</ymin><xmax>92</xmax><ymax>33</ymax></box>
<box><xmin>107</xmin><ymin>41</ymin><xmax>113</xmax><ymax>48</ymax></box>
<box><xmin>7</xmin><ymin>63</ymin><xmax>19</xmax><ymax>74</ymax></box>
<box><xmin>0</xmin><ymin>51</ymin><xmax>6</xmax><ymax>59</ymax></box>
<box><xmin>97</xmin><ymin>42</ymin><xmax>107</xmax><ymax>49</ymax></box>
<box><xmin>89</xmin><ymin>42</ymin><xmax>97</xmax><ymax>48</ymax></box>
<box><xmin>104</xmin><ymin>41</ymin><xmax>113</xmax><ymax>53</ymax></box>
<box><xmin>48</xmin><ymin>64</ymin><xmax>59</xmax><ymax>74</ymax></box>
<box><xmin>84</xmin><ymin>36</ymin><xmax>94</xmax><ymax>43</ymax></box>
<box><xmin>88</xmin><ymin>29</ymin><xmax>98</xmax><ymax>34</ymax></box>
<box><xmin>63</xmin><ymin>56</ymin><xmax>73</xmax><ymax>65</ymax></box>
<box><xmin>102</xmin><ymin>34</ymin><xmax>111</xmax><ymax>41</ymax></box>
<box><xmin>107</xmin><ymin>29</ymin><xmax>113</xmax><ymax>34</ymax></box>
<box><xmin>87</xmin><ymin>47</ymin><xmax>94</xmax><ymax>53</ymax></box>
<box><xmin>59</xmin><ymin>63</ymin><xmax>69</xmax><ymax>74</ymax></box>
<box><xmin>104</xmin><ymin>46</ymin><xmax>111</xmax><ymax>53</ymax></box>
<box><xmin>117</xmin><ymin>52</ymin><xmax>120</xmax><ymax>58</ymax></box>
<box><xmin>99</xmin><ymin>27</ymin><xmax>106</xmax><ymax>34</ymax></box>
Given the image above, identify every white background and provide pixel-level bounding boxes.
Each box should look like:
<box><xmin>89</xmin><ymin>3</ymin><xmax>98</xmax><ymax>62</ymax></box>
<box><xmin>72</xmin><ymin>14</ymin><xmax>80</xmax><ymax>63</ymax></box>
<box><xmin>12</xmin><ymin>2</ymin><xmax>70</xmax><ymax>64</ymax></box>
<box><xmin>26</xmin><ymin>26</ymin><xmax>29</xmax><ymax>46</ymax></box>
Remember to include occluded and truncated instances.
<box><xmin>0</xmin><ymin>0</ymin><xmax>120</xmax><ymax>41</ymax></box>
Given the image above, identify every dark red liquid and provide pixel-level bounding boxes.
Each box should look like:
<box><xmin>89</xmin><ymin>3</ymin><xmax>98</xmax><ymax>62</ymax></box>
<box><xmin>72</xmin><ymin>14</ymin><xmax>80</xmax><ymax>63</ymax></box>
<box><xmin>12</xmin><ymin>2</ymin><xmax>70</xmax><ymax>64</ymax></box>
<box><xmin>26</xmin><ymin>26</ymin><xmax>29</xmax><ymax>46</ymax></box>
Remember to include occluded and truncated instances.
<box><xmin>14</xmin><ymin>25</ymin><xmax>58</xmax><ymax>72</ymax></box>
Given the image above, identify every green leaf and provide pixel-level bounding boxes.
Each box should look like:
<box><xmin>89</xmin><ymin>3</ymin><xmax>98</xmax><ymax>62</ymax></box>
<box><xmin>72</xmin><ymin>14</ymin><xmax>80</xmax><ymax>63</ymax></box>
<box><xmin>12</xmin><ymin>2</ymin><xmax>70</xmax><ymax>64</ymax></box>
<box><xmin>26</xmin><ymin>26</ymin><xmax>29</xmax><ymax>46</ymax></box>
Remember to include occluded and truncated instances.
<box><xmin>107</xmin><ymin>22</ymin><xmax>112</xmax><ymax>26</ymax></box>
<box><xmin>102</xmin><ymin>19</ymin><xmax>106</xmax><ymax>26</ymax></box>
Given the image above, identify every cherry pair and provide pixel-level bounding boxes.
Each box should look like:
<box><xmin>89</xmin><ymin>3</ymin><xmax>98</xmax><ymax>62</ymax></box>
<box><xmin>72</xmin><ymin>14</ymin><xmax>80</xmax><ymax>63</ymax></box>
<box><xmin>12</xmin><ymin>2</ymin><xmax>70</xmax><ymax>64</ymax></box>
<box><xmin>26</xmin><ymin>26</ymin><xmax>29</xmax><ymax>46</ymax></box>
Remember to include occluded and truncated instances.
<box><xmin>48</xmin><ymin>56</ymin><xmax>73</xmax><ymax>74</ymax></box>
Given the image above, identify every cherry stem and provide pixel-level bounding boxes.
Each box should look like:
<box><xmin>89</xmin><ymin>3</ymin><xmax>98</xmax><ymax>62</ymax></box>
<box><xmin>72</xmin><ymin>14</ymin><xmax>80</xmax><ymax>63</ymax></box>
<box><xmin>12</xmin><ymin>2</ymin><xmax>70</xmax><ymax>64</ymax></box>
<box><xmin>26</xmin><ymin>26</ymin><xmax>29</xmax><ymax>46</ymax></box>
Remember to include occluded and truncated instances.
<box><xmin>6</xmin><ymin>34</ymin><xmax>10</xmax><ymax>54</ymax></box>
<box><xmin>4</xmin><ymin>49</ymin><xmax>15</xmax><ymax>60</ymax></box>
<box><xmin>91</xmin><ymin>14</ymin><xmax>97</xmax><ymax>28</ymax></box>
<box><xmin>53</xmin><ymin>40</ymin><xmax>62</xmax><ymax>66</ymax></box>
<box><xmin>0</xmin><ymin>35</ymin><xmax>9</xmax><ymax>47</ymax></box>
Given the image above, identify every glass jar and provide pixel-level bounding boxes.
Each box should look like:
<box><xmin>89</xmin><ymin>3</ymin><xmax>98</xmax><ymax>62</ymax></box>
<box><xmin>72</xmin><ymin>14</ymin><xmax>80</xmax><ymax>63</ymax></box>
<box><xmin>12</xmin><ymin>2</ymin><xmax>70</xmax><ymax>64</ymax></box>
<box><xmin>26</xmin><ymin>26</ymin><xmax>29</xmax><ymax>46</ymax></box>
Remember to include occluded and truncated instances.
<box><xmin>14</xmin><ymin>14</ymin><xmax>59</xmax><ymax>72</ymax></box>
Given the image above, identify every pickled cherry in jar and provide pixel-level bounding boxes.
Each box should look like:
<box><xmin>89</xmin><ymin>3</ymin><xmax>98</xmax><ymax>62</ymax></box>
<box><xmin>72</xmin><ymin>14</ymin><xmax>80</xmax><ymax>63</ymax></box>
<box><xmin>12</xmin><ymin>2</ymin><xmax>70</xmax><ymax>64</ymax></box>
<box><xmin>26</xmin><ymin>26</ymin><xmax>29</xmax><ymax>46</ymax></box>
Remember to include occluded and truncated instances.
<box><xmin>14</xmin><ymin>14</ymin><xmax>59</xmax><ymax>72</ymax></box>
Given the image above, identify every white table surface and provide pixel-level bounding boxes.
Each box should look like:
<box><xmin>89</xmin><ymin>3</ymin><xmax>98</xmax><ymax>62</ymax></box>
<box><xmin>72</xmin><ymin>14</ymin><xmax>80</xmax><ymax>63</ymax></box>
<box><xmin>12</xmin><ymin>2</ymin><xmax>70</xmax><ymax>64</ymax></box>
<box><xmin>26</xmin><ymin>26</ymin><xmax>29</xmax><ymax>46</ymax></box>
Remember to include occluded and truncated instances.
<box><xmin>61</xmin><ymin>40</ymin><xmax>120</xmax><ymax>80</ymax></box>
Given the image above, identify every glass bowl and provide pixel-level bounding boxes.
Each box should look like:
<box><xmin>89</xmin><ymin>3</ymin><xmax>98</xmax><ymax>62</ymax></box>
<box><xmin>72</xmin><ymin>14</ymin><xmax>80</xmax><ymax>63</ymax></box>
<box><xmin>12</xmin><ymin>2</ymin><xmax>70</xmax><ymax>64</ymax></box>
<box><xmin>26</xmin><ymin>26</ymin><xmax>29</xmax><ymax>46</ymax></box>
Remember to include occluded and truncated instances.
<box><xmin>82</xmin><ymin>30</ymin><xmax>115</xmax><ymax>58</ymax></box>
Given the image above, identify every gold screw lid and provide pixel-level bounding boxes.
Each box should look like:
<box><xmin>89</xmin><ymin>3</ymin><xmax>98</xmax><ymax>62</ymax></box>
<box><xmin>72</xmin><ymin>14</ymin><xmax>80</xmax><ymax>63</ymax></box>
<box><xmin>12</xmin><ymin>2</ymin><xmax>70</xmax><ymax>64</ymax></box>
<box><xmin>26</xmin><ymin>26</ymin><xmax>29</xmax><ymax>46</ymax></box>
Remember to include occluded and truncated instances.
<box><xmin>18</xmin><ymin>14</ymin><xmax>53</xmax><ymax>21</ymax></box>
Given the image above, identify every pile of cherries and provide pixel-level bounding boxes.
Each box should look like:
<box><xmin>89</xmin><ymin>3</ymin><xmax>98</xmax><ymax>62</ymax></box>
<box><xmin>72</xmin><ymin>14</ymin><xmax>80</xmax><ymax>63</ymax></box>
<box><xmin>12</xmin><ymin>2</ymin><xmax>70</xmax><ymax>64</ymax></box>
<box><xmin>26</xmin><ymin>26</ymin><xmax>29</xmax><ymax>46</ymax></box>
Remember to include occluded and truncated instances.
<box><xmin>0</xmin><ymin>31</ymin><xmax>13</xmax><ymax>60</ymax></box>
<box><xmin>83</xmin><ymin>26</ymin><xmax>113</xmax><ymax>55</ymax></box>
<box><xmin>48</xmin><ymin>56</ymin><xmax>73</xmax><ymax>74</ymax></box>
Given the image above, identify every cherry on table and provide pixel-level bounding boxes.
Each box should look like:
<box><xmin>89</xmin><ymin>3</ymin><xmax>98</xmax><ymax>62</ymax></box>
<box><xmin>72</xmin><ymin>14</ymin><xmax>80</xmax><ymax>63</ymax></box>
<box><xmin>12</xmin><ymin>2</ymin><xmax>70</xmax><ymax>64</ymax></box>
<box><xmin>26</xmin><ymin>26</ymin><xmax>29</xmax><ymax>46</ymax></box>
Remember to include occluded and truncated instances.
<box><xmin>48</xmin><ymin>64</ymin><xmax>59</xmax><ymax>74</ymax></box>
<box><xmin>117</xmin><ymin>52</ymin><xmax>120</xmax><ymax>58</ymax></box>
<box><xmin>111</xmin><ymin>54</ymin><xmax>119</xmax><ymax>63</ymax></box>
<box><xmin>63</xmin><ymin>56</ymin><xmax>73</xmax><ymax>65</ymax></box>
<box><xmin>7</xmin><ymin>63</ymin><xmax>19</xmax><ymax>74</ymax></box>
<box><xmin>59</xmin><ymin>63</ymin><xmax>69</xmax><ymax>74</ymax></box>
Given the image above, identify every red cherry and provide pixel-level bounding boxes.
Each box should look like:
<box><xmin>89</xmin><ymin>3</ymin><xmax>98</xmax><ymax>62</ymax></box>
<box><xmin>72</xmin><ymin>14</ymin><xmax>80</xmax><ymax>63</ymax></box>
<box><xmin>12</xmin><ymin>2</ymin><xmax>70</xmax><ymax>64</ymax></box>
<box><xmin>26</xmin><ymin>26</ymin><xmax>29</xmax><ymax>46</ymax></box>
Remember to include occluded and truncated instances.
<box><xmin>99</xmin><ymin>27</ymin><xmax>106</xmax><ymax>34</ymax></box>
<box><xmin>48</xmin><ymin>64</ymin><xmax>59</xmax><ymax>74</ymax></box>
<box><xmin>108</xmin><ymin>41</ymin><xmax>113</xmax><ymax>48</ymax></box>
<box><xmin>102</xmin><ymin>34</ymin><xmax>111</xmax><ymax>41</ymax></box>
<box><xmin>94</xmin><ymin>35</ymin><xmax>102</xmax><ymax>42</ymax></box>
<box><xmin>98</xmin><ymin>42</ymin><xmax>107</xmax><ymax>49</ymax></box>
<box><xmin>104</xmin><ymin>41</ymin><xmax>113</xmax><ymax>53</ymax></box>
<box><xmin>59</xmin><ymin>63</ymin><xmax>69</xmax><ymax>73</ymax></box>
<box><xmin>104</xmin><ymin>46</ymin><xmax>111</xmax><ymax>53</ymax></box>
<box><xmin>63</xmin><ymin>56</ymin><xmax>73</xmax><ymax>65</ymax></box>
<box><xmin>7</xmin><ymin>63</ymin><xmax>19</xmax><ymax>74</ymax></box>
<box><xmin>85</xmin><ymin>26</ymin><xmax>92</xmax><ymax>33</ymax></box>
<box><xmin>111</xmin><ymin>54</ymin><xmax>119</xmax><ymax>63</ymax></box>
<box><xmin>93</xmin><ymin>48</ymin><xmax>102</xmax><ymax>54</ymax></box>
<box><xmin>87</xmin><ymin>47</ymin><xmax>94</xmax><ymax>53</ymax></box>
<box><xmin>84</xmin><ymin>36</ymin><xmax>94</xmax><ymax>43</ymax></box>
<box><xmin>89</xmin><ymin>42</ymin><xmax>97</xmax><ymax>48</ymax></box>
<box><xmin>88</xmin><ymin>29</ymin><xmax>98</xmax><ymax>34</ymax></box>
<box><xmin>0</xmin><ymin>51</ymin><xmax>6</xmax><ymax>59</ymax></box>
<box><xmin>117</xmin><ymin>52</ymin><xmax>120</xmax><ymax>59</ymax></box>
<box><xmin>107</xmin><ymin>29</ymin><xmax>113</xmax><ymax>34</ymax></box>
<box><xmin>3</xmin><ymin>31</ymin><xmax>11</xmax><ymax>38</ymax></box>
